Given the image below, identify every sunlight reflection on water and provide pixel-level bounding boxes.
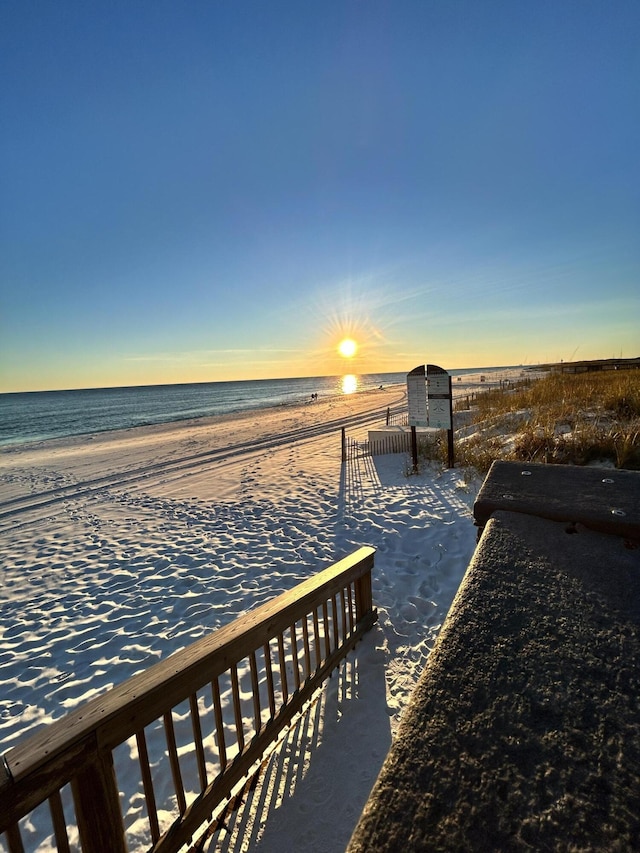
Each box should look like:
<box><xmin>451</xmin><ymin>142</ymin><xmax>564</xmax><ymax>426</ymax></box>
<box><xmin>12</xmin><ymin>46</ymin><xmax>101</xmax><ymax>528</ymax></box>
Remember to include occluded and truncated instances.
<box><xmin>341</xmin><ymin>374</ymin><xmax>358</xmax><ymax>394</ymax></box>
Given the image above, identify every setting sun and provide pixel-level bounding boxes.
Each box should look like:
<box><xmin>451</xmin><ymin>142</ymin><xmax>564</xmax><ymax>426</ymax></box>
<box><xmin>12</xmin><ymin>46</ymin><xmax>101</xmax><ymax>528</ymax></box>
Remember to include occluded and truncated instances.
<box><xmin>338</xmin><ymin>338</ymin><xmax>358</xmax><ymax>358</ymax></box>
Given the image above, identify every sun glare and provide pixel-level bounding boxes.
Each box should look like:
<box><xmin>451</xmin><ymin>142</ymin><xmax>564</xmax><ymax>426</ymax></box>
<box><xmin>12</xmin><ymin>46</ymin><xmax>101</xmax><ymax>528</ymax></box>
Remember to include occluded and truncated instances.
<box><xmin>338</xmin><ymin>338</ymin><xmax>358</xmax><ymax>358</ymax></box>
<box><xmin>342</xmin><ymin>374</ymin><xmax>358</xmax><ymax>394</ymax></box>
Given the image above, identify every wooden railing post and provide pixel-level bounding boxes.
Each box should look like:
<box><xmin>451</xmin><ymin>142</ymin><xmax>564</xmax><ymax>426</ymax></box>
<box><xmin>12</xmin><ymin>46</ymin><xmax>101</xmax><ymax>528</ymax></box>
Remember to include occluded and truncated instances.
<box><xmin>354</xmin><ymin>568</ymin><xmax>373</xmax><ymax>624</ymax></box>
<box><xmin>71</xmin><ymin>749</ymin><xmax>127</xmax><ymax>853</ymax></box>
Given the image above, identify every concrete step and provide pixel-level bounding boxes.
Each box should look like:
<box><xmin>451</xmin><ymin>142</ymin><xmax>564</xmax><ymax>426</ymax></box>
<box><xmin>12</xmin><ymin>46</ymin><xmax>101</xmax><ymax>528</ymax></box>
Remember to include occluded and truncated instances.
<box><xmin>348</xmin><ymin>509</ymin><xmax>640</xmax><ymax>851</ymax></box>
<box><xmin>473</xmin><ymin>460</ymin><xmax>639</xmax><ymax>540</ymax></box>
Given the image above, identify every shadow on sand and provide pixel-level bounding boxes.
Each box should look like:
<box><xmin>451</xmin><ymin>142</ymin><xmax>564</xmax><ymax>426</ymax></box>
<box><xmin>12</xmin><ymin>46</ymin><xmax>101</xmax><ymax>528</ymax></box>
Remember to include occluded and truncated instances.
<box><xmin>204</xmin><ymin>626</ymin><xmax>391</xmax><ymax>853</ymax></box>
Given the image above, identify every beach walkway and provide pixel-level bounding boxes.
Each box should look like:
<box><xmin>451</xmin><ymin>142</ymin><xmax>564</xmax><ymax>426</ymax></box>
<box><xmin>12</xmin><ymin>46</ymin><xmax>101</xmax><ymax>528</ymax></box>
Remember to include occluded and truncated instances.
<box><xmin>348</xmin><ymin>461</ymin><xmax>640</xmax><ymax>852</ymax></box>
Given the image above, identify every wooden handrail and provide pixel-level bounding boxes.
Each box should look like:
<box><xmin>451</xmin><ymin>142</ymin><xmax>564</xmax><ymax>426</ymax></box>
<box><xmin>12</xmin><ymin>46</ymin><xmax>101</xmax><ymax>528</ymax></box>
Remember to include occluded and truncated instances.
<box><xmin>1</xmin><ymin>546</ymin><xmax>376</xmax><ymax>852</ymax></box>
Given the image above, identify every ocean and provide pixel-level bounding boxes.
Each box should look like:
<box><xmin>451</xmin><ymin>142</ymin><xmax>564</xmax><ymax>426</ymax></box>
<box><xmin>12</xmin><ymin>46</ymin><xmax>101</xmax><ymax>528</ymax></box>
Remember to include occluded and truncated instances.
<box><xmin>0</xmin><ymin>367</ymin><xmax>516</xmax><ymax>447</ymax></box>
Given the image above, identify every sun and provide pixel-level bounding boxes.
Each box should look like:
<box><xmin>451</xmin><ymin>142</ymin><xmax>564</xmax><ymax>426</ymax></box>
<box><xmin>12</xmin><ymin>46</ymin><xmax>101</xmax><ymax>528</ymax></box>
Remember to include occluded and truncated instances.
<box><xmin>338</xmin><ymin>338</ymin><xmax>358</xmax><ymax>358</ymax></box>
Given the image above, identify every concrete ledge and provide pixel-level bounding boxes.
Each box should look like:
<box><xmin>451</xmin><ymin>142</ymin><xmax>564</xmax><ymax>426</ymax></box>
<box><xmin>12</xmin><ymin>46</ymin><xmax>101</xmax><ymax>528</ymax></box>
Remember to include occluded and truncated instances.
<box><xmin>347</xmin><ymin>510</ymin><xmax>640</xmax><ymax>852</ymax></box>
<box><xmin>474</xmin><ymin>460</ymin><xmax>640</xmax><ymax>539</ymax></box>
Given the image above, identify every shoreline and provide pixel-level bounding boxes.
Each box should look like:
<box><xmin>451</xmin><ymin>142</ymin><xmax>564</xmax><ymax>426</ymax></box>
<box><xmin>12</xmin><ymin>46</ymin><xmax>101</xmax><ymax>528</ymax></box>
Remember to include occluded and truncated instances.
<box><xmin>0</xmin><ymin>383</ymin><xmax>407</xmax><ymax>453</ymax></box>
<box><xmin>0</xmin><ymin>366</ymin><xmax>527</xmax><ymax>480</ymax></box>
<box><xmin>0</xmin><ymin>366</ymin><xmax>526</xmax><ymax>450</ymax></box>
<box><xmin>0</xmin><ymin>383</ymin><xmax>408</xmax><ymax>521</ymax></box>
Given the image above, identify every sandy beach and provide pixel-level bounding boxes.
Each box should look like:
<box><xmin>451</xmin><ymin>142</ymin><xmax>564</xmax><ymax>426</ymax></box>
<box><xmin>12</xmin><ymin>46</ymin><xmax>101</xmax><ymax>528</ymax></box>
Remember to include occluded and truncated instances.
<box><xmin>0</xmin><ymin>374</ymin><xmax>514</xmax><ymax>852</ymax></box>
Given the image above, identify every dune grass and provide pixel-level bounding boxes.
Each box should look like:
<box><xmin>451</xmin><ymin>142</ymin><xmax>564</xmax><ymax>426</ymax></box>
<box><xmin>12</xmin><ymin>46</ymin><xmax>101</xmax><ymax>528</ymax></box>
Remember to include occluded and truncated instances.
<box><xmin>429</xmin><ymin>369</ymin><xmax>640</xmax><ymax>473</ymax></box>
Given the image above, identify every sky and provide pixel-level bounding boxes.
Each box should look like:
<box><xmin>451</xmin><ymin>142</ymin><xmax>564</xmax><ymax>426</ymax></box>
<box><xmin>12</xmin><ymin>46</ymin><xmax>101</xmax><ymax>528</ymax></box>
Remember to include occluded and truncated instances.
<box><xmin>1</xmin><ymin>1</ymin><xmax>639</xmax><ymax>392</ymax></box>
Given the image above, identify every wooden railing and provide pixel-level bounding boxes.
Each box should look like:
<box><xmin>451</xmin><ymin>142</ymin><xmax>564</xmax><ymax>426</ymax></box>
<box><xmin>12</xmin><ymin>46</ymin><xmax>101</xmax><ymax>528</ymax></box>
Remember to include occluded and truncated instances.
<box><xmin>0</xmin><ymin>546</ymin><xmax>376</xmax><ymax>853</ymax></box>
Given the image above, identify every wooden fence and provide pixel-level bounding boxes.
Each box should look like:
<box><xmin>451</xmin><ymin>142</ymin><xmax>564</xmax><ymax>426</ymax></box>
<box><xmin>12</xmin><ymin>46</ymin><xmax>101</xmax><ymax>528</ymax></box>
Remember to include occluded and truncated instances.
<box><xmin>342</xmin><ymin>433</ymin><xmax>371</xmax><ymax>461</ymax></box>
<box><xmin>385</xmin><ymin>408</ymin><xmax>408</xmax><ymax>427</ymax></box>
<box><xmin>0</xmin><ymin>547</ymin><xmax>377</xmax><ymax>853</ymax></box>
<box><xmin>368</xmin><ymin>434</ymin><xmax>412</xmax><ymax>456</ymax></box>
<box><xmin>343</xmin><ymin>431</ymin><xmax>441</xmax><ymax>460</ymax></box>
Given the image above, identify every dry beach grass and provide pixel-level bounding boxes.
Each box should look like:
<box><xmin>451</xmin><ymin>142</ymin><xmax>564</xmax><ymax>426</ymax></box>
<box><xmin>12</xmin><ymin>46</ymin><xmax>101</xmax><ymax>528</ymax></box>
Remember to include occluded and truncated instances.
<box><xmin>448</xmin><ymin>369</ymin><xmax>640</xmax><ymax>473</ymax></box>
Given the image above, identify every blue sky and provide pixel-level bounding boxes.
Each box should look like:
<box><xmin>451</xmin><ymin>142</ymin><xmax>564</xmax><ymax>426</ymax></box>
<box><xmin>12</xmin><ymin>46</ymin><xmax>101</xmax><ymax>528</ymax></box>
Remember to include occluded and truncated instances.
<box><xmin>1</xmin><ymin>1</ymin><xmax>638</xmax><ymax>392</ymax></box>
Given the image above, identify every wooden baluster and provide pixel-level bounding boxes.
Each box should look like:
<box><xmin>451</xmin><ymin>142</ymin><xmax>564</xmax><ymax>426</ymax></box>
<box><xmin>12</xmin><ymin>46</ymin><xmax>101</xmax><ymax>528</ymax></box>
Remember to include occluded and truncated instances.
<box><xmin>249</xmin><ymin>651</ymin><xmax>261</xmax><ymax>734</ymax></box>
<box><xmin>211</xmin><ymin>678</ymin><xmax>227</xmax><ymax>772</ymax></box>
<box><xmin>136</xmin><ymin>728</ymin><xmax>160</xmax><ymax>843</ymax></box>
<box><xmin>277</xmin><ymin>632</ymin><xmax>288</xmax><ymax>703</ymax></box>
<box><xmin>302</xmin><ymin>615</ymin><xmax>312</xmax><ymax>680</ymax></box>
<box><xmin>322</xmin><ymin>601</ymin><xmax>331</xmax><ymax>659</ymax></box>
<box><xmin>71</xmin><ymin>750</ymin><xmax>127</xmax><ymax>853</ymax></box>
<box><xmin>331</xmin><ymin>595</ymin><xmax>339</xmax><ymax>650</ymax></box>
<box><xmin>290</xmin><ymin>623</ymin><xmax>301</xmax><ymax>690</ymax></box>
<box><xmin>346</xmin><ymin>583</ymin><xmax>355</xmax><ymax>633</ymax></box>
<box><xmin>189</xmin><ymin>693</ymin><xmax>208</xmax><ymax>791</ymax></box>
<box><xmin>48</xmin><ymin>789</ymin><xmax>70</xmax><ymax>853</ymax></box>
<box><xmin>230</xmin><ymin>664</ymin><xmax>245</xmax><ymax>753</ymax></box>
<box><xmin>312</xmin><ymin>608</ymin><xmax>322</xmax><ymax>670</ymax></box>
<box><xmin>340</xmin><ymin>588</ymin><xmax>348</xmax><ymax>643</ymax></box>
<box><xmin>6</xmin><ymin>822</ymin><xmax>25</xmax><ymax>853</ymax></box>
<box><xmin>164</xmin><ymin>710</ymin><xmax>187</xmax><ymax>815</ymax></box>
<box><xmin>263</xmin><ymin>642</ymin><xmax>276</xmax><ymax>719</ymax></box>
